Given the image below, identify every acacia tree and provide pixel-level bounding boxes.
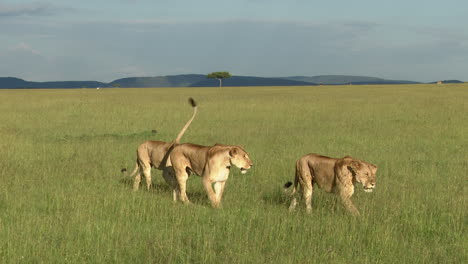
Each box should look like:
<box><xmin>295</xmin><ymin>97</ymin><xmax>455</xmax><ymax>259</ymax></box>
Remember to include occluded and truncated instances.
<box><xmin>207</xmin><ymin>71</ymin><xmax>232</xmax><ymax>88</ymax></box>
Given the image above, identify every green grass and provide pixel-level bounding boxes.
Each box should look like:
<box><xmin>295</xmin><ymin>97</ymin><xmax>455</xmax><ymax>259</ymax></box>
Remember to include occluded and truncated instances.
<box><xmin>0</xmin><ymin>84</ymin><xmax>466</xmax><ymax>263</ymax></box>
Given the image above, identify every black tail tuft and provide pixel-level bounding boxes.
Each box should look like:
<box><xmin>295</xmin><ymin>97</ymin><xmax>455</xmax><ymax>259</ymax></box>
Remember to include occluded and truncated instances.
<box><xmin>121</xmin><ymin>168</ymin><xmax>127</xmax><ymax>173</ymax></box>
<box><xmin>284</xmin><ymin>181</ymin><xmax>293</xmax><ymax>188</ymax></box>
<box><xmin>188</xmin><ymin>97</ymin><xmax>197</xmax><ymax>107</ymax></box>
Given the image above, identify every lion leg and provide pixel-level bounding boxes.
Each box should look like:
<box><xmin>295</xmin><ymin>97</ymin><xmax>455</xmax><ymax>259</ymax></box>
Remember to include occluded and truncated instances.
<box><xmin>202</xmin><ymin>178</ymin><xmax>218</xmax><ymax>208</ymax></box>
<box><xmin>133</xmin><ymin>168</ymin><xmax>142</xmax><ymax>191</ymax></box>
<box><xmin>288</xmin><ymin>197</ymin><xmax>298</xmax><ymax>212</ymax></box>
<box><xmin>173</xmin><ymin>187</ymin><xmax>179</xmax><ymax>202</ymax></box>
<box><xmin>303</xmin><ymin>182</ymin><xmax>313</xmax><ymax>213</ymax></box>
<box><xmin>133</xmin><ymin>172</ymin><xmax>141</xmax><ymax>191</ymax></box>
<box><xmin>288</xmin><ymin>183</ymin><xmax>298</xmax><ymax>212</ymax></box>
<box><xmin>297</xmin><ymin>161</ymin><xmax>313</xmax><ymax>213</ymax></box>
<box><xmin>175</xmin><ymin>169</ymin><xmax>190</xmax><ymax>204</ymax></box>
<box><xmin>213</xmin><ymin>181</ymin><xmax>226</xmax><ymax>208</ymax></box>
<box><xmin>338</xmin><ymin>185</ymin><xmax>360</xmax><ymax>216</ymax></box>
<box><xmin>142</xmin><ymin>167</ymin><xmax>152</xmax><ymax>191</ymax></box>
<box><xmin>289</xmin><ymin>165</ymin><xmax>301</xmax><ymax>212</ymax></box>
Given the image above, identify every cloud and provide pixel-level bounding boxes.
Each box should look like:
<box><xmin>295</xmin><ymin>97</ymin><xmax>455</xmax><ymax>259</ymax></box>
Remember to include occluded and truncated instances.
<box><xmin>1</xmin><ymin>18</ymin><xmax>467</xmax><ymax>82</ymax></box>
<box><xmin>0</xmin><ymin>43</ymin><xmax>49</xmax><ymax>80</ymax></box>
<box><xmin>114</xmin><ymin>65</ymin><xmax>153</xmax><ymax>77</ymax></box>
<box><xmin>0</xmin><ymin>2</ymin><xmax>74</xmax><ymax>17</ymax></box>
<box><xmin>9</xmin><ymin>42</ymin><xmax>42</xmax><ymax>55</ymax></box>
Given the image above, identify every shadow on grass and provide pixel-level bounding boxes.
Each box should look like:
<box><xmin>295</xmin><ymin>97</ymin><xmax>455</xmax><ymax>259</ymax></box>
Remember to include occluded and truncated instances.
<box><xmin>118</xmin><ymin>176</ymin><xmax>210</xmax><ymax>207</ymax></box>
<box><xmin>53</xmin><ymin>130</ymin><xmax>156</xmax><ymax>143</ymax></box>
<box><xmin>261</xmin><ymin>189</ymin><xmax>290</xmax><ymax>208</ymax></box>
<box><xmin>262</xmin><ymin>188</ymin><xmax>343</xmax><ymax>213</ymax></box>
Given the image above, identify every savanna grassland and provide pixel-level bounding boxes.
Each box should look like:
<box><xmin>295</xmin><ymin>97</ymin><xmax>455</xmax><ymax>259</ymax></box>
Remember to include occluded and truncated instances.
<box><xmin>0</xmin><ymin>84</ymin><xmax>466</xmax><ymax>263</ymax></box>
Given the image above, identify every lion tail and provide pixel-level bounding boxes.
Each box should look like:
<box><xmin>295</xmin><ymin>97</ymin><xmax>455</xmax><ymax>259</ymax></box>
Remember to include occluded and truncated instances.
<box><xmin>284</xmin><ymin>181</ymin><xmax>293</xmax><ymax>192</ymax></box>
<box><xmin>284</xmin><ymin>167</ymin><xmax>301</xmax><ymax>211</ymax></box>
<box><xmin>121</xmin><ymin>162</ymin><xmax>139</xmax><ymax>178</ymax></box>
<box><xmin>173</xmin><ymin>97</ymin><xmax>198</xmax><ymax>144</ymax></box>
<box><xmin>284</xmin><ymin>166</ymin><xmax>299</xmax><ymax>195</ymax></box>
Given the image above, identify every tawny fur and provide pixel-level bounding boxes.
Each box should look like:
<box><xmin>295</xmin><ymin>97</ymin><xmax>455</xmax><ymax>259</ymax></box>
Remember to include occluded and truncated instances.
<box><xmin>167</xmin><ymin>143</ymin><xmax>253</xmax><ymax>208</ymax></box>
<box><xmin>285</xmin><ymin>154</ymin><xmax>377</xmax><ymax>216</ymax></box>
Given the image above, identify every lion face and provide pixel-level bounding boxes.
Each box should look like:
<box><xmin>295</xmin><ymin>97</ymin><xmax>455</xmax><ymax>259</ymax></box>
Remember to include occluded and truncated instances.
<box><xmin>351</xmin><ymin>161</ymin><xmax>377</xmax><ymax>192</ymax></box>
<box><xmin>229</xmin><ymin>147</ymin><xmax>253</xmax><ymax>174</ymax></box>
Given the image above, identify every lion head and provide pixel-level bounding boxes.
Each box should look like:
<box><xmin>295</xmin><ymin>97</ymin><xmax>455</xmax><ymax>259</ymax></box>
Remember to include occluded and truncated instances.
<box><xmin>348</xmin><ymin>160</ymin><xmax>377</xmax><ymax>192</ymax></box>
<box><xmin>229</xmin><ymin>147</ymin><xmax>253</xmax><ymax>174</ymax></box>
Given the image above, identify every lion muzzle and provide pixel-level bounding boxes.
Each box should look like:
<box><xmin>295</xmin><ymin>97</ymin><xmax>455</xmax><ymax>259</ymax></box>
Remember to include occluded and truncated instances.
<box><xmin>363</xmin><ymin>184</ymin><xmax>375</xmax><ymax>193</ymax></box>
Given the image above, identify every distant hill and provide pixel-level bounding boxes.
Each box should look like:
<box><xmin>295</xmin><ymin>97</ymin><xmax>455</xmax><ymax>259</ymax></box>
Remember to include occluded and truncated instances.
<box><xmin>109</xmin><ymin>74</ymin><xmax>206</xmax><ymax>88</ymax></box>
<box><xmin>0</xmin><ymin>77</ymin><xmax>29</xmax><ymax>88</ymax></box>
<box><xmin>1</xmin><ymin>75</ymin><xmax>463</xmax><ymax>89</ymax></box>
<box><xmin>428</xmin><ymin>80</ymin><xmax>464</xmax><ymax>84</ymax></box>
<box><xmin>284</xmin><ymin>75</ymin><xmax>420</xmax><ymax>85</ymax></box>
<box><xmin>0</xmin><ymin>77</ymin><xmax>106</xmax><ymax>89</ymax></box>
<box><xmin>190</xmin><ymin>76</ymin><xmax>316</xmax><ymax>87</ymax></box>
<box><xmin>0</xmin><ymin>75</ymin><xmax>316</xmax><ymax>89</ymax></box>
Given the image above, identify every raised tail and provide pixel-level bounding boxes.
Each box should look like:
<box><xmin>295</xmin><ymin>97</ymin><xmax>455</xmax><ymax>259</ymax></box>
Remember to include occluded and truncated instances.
<box><xmin>173</xmin><ymin>97</ymin><xmax>198</xmax><ymax>144</ymax></box>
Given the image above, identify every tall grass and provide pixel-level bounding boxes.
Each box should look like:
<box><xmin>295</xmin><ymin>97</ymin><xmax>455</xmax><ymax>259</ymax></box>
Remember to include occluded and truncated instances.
<box><xmin>0</xmin><ymin>84</ymin><xmax>466</xmax><ymax>263</ymax></box>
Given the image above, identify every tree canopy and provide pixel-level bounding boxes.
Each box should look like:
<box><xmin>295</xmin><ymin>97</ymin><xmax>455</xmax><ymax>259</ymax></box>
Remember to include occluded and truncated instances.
<box><xmin>207</xmin><ymin>71</ymin><xmax>232</xmax><ymax>87</ymax></box>
<box><xmin>207</xmin><ymin>72</ymin><xmax>232</xmax><ymax>79</ymax></box>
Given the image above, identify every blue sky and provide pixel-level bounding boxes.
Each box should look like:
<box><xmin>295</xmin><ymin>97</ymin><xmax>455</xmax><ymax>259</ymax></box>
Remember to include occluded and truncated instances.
<box><xmin>1</xmin><ymin>0</ymin><xmax>467</xmax><ymax>82</ymax></box>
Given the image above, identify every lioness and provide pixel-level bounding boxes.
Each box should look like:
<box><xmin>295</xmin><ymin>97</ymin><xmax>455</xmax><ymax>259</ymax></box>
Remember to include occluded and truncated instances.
<box><xmin>167</xmin><ymin>143</ymin><xmax>253</xmax><ymax>208</ymax></box>
<box><xmin>284</xmin><ymin>154</ymin><xmax>377</xmax><ymax>216</ymax></box>
<box><xmin>122</xmin><ymin>98</ymin><xmax>197</xmax><ymax>191</ymax></box>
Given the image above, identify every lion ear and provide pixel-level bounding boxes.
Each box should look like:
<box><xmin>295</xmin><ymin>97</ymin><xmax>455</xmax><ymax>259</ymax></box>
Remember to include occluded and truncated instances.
<box><xmin>229</xmin><ymin>147</ymin><xmax>238</xmax><ymax>157</ymax></box>
<box><xmin>346</xmin><ymin>160</ymin><xmax>362</xmax><ymax>175</ymax></box>
<box><xmin>350</xmin><ymin>160</ymin><xmax>362</xmax><ymax>170</ymax></box>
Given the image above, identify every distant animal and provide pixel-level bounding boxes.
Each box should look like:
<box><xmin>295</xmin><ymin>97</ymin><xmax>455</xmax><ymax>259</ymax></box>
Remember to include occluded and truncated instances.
<box><xmin>167</xmin><ymin>143</ymin><xmax>253</xmax><ymax>208</ymax></box>
<box><xmin>121</xmin><ymin>98</ymin><xmax>197</xmax><ymax>191</ymax></box>
<box><xmin>284</xmin><ymin>154</ymin><xmax>377</xmax><ymax>216</ymax></box>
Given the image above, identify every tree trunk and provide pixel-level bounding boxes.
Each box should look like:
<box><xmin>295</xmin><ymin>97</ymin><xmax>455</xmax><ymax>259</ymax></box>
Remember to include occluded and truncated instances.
<box><xmin>218</xmin><ymin>78</ymin><xmax>222</xmax><ymax>88</ymax></box>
